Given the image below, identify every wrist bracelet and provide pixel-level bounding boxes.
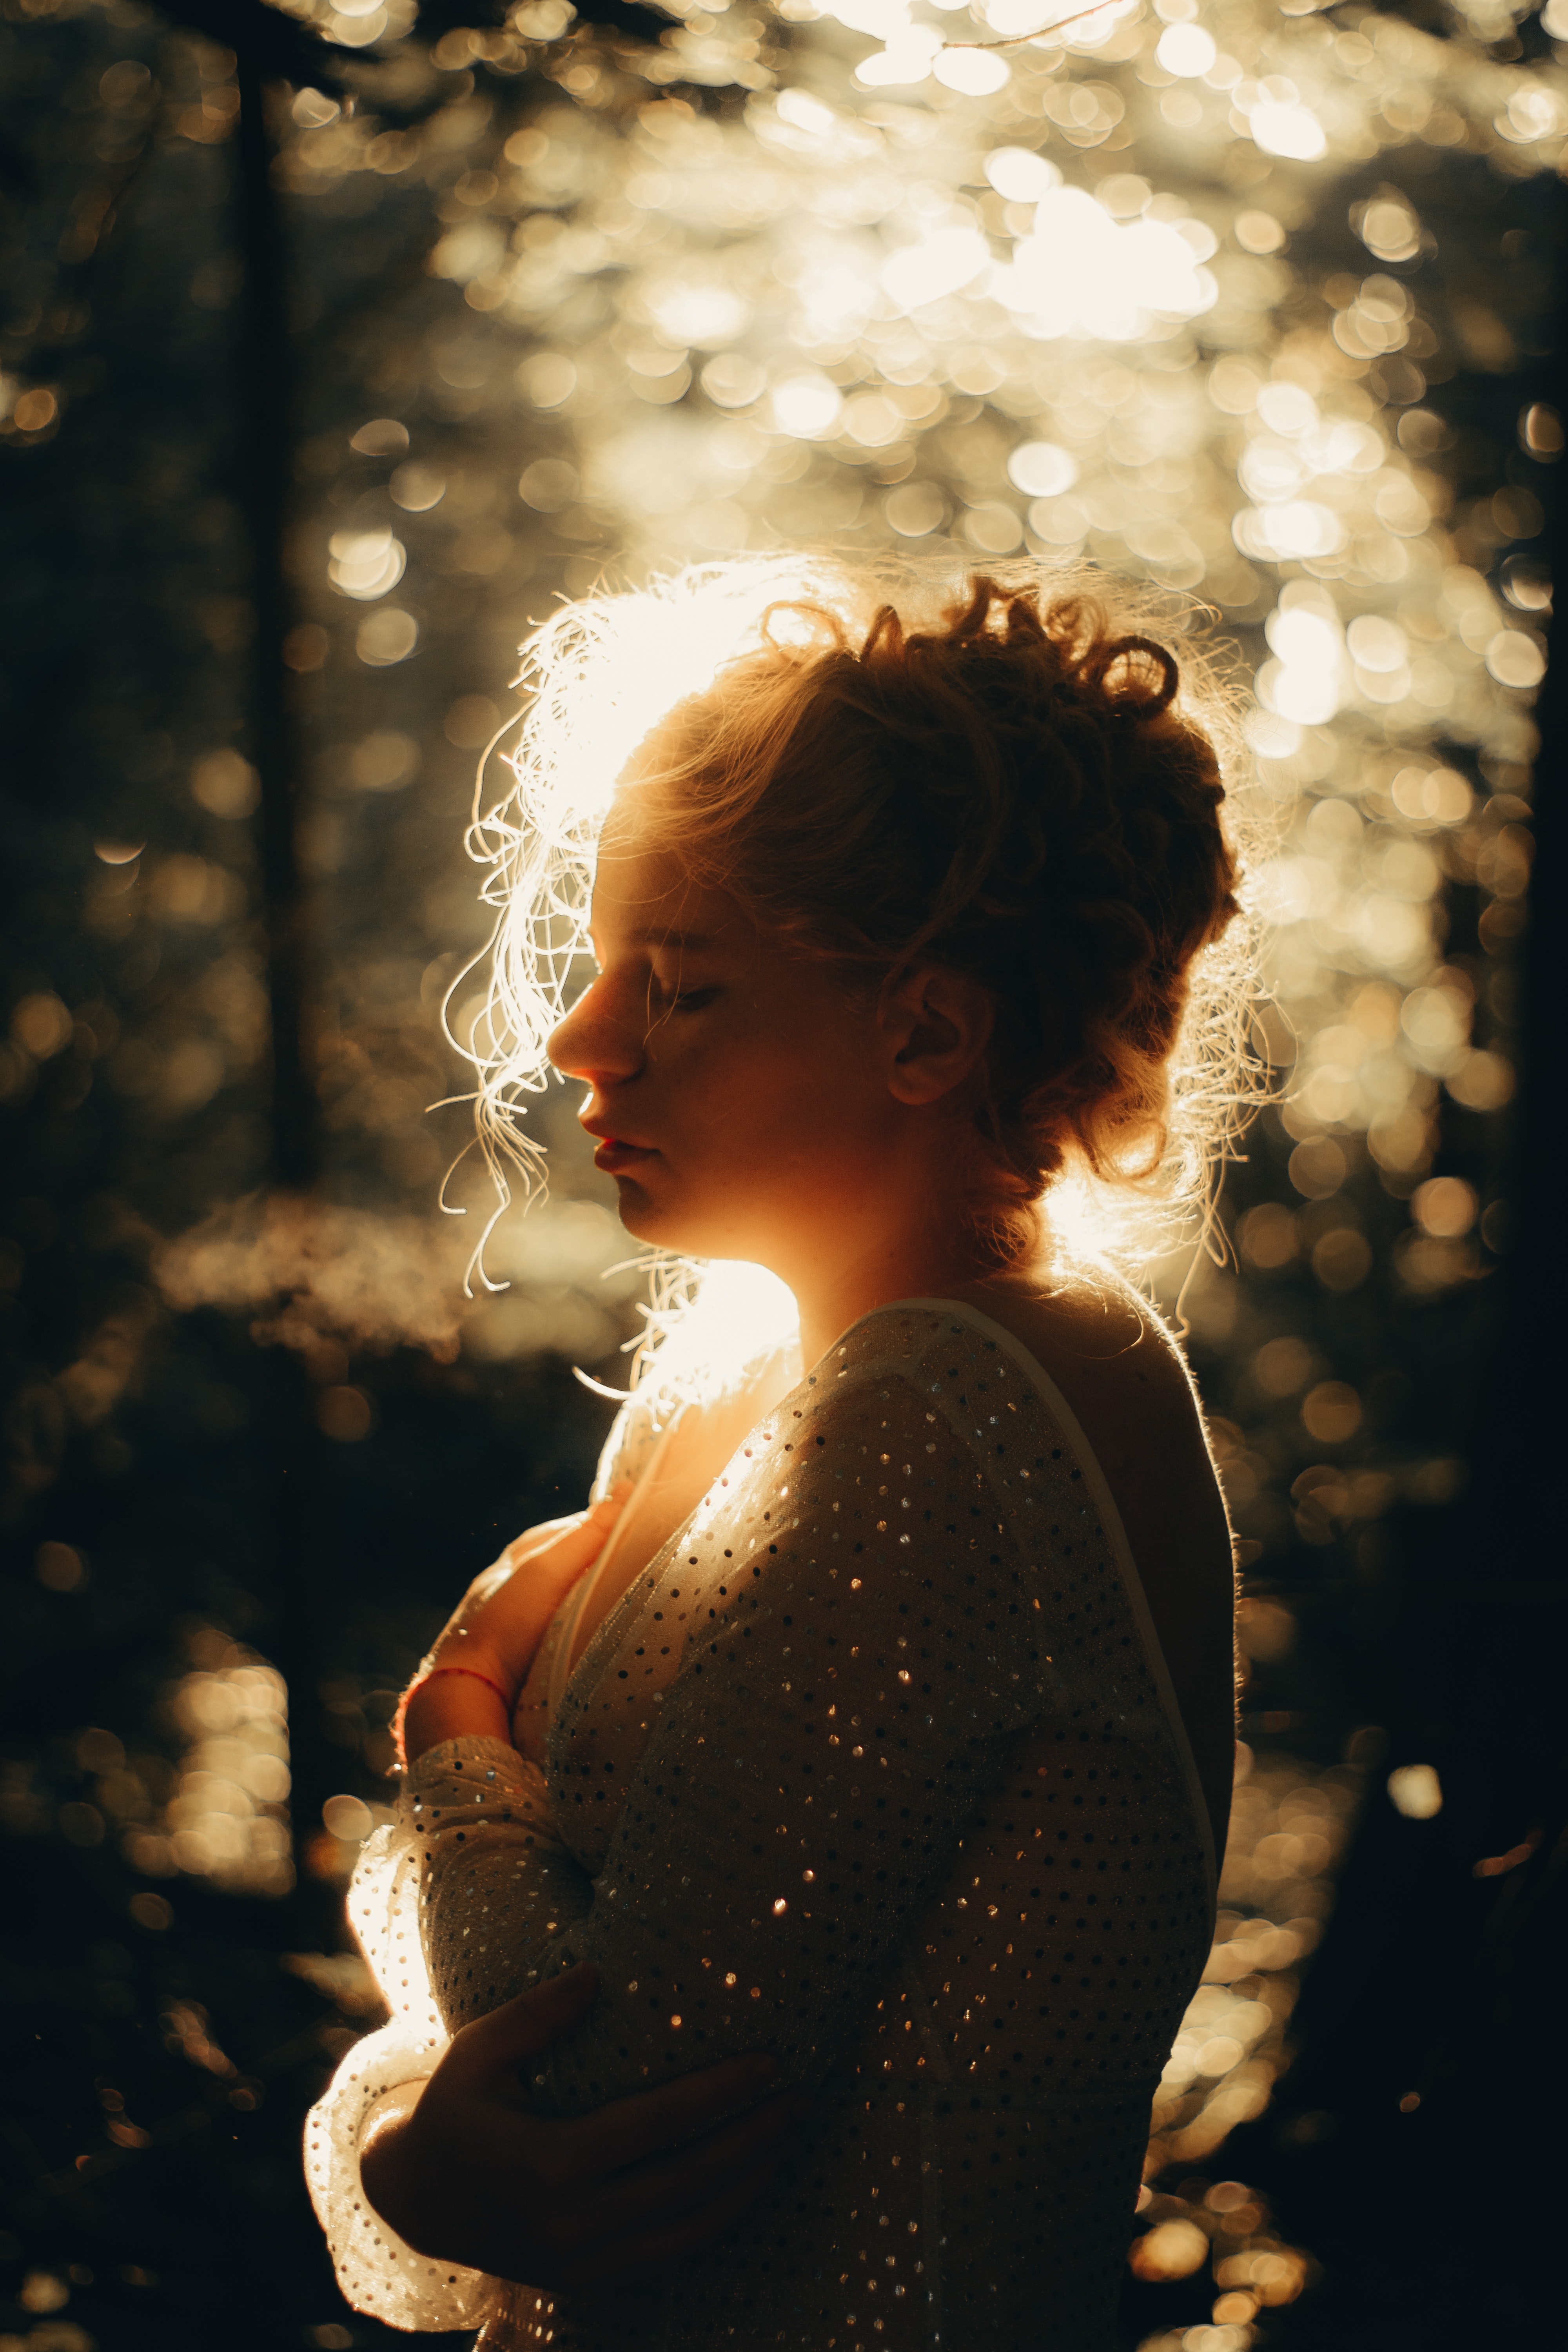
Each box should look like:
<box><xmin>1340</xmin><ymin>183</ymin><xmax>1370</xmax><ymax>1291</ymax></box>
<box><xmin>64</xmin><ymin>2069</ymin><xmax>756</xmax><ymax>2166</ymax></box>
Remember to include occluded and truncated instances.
<box><xmin>394</xmin><ymin>1664</ymin><xmax>517</xmax><ymax>1767</ymax></box>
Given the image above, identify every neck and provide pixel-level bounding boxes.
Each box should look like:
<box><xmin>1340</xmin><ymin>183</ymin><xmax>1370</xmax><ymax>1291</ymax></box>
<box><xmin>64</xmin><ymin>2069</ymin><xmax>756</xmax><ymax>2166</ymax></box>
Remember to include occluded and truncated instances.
<box><xmin>786</xmin><ymin>1220</ymin><xmax>1023</xmax><ymax>1380</ymax></box>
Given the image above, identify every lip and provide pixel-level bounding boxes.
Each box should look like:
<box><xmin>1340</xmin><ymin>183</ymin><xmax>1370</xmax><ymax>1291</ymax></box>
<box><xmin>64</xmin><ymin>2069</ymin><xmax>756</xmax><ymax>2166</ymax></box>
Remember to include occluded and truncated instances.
<box><xmin>591</xmin><ymin>1136</ymin><xmax>657</xmax><ymax>1174</ymax></box>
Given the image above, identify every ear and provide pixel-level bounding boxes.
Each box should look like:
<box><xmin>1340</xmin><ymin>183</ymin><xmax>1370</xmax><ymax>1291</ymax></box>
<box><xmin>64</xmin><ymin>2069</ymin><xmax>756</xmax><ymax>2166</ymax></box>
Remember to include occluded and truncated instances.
<box><xmin>880</xmin><ymin>964</ymin><xmax>995</xmax><ymax>1108</ymax></box>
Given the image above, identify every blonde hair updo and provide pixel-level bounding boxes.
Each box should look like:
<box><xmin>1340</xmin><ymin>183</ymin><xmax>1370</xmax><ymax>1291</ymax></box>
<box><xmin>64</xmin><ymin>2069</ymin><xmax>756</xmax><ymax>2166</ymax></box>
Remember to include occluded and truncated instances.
<box><xmin>624</xmin><ymin>572</ymin><xmax>1245</xmax><ymax>1263</ymax></box>
<box><xmin>463</xmin><ymin>557</ymin><xmax>1259</xmax><ymax>1390</ymax></box>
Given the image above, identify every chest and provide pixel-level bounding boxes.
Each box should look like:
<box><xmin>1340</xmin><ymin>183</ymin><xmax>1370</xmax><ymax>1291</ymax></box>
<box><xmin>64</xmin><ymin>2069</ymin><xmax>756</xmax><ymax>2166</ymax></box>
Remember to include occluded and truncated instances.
<box><xmin>513</xmin><ymin>1373</ymin><xmax>792</xmax><ymax>1766</ymax></box>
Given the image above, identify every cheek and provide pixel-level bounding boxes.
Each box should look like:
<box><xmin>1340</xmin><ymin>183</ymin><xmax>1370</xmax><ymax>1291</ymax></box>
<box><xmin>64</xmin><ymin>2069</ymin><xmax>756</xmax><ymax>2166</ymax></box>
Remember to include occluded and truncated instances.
<box><xmin>667</xmin><ymin>1026</ymin><xmax>805</xmax><ymax>1142</ymax></box>
<box><xmin>679</xmin><ymin>1007</ymin><xmax>878</xmax><ymax>1165</ymax></box>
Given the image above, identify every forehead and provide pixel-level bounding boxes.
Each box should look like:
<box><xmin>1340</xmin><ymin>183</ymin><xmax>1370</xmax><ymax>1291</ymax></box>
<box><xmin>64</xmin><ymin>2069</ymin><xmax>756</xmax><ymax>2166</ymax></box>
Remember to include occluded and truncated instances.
<box><xmin>591</xmin><ymin>806</ymin><xmax>748</xmax><ymax>950</ymax></box>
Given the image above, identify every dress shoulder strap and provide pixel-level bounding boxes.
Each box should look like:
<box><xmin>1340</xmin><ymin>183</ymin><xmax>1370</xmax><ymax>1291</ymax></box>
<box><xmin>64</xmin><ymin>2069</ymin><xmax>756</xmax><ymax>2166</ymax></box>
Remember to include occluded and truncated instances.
<box><xmin>853</xmin><ymin>1295</ymin><xmax>1220</xmax><ymax>1918</ymax></box>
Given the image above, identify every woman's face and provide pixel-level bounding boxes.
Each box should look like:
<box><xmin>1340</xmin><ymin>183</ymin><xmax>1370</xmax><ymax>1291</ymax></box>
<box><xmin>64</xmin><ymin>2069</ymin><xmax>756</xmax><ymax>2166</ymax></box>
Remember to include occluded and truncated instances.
<box><xmin>547</xmin><ymin>808</ymin><xmax>985</xmax><ymax>1277</ymax></box>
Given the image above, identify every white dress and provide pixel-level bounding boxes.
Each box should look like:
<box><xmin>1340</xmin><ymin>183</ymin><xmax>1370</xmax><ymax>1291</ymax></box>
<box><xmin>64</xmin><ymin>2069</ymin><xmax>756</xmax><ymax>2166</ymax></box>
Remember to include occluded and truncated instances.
<box><xmin>307</xmin><ymin>1297</ymin><xmax>1218</xmax><ymax>2350</ymax></box>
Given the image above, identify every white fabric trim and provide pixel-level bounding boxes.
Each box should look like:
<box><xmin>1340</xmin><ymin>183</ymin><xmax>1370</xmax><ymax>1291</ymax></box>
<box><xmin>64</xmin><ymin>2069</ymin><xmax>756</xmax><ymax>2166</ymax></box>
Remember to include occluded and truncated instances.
<box><xmin>548</xmin><ymin>1406</ymin><xmax>684</xmax><ymax>1719</ymax></box>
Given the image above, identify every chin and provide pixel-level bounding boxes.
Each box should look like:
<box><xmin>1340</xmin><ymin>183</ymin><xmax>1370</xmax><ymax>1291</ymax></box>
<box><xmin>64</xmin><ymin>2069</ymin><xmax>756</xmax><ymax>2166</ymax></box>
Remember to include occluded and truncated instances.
<box><xmin>608</xmin><ymin>1176</ymin><xmax>660</xmax><ymax>1235</ymax></box>
<box><xmin>610</xmin><ymin>1181</ymin><xmax>696</xmax><ymax>1251</ymax></box>
<box><xmin>611</xmin><ymin>1178</ymin><xmax>758</xmax><ymax>1265</ymax></box>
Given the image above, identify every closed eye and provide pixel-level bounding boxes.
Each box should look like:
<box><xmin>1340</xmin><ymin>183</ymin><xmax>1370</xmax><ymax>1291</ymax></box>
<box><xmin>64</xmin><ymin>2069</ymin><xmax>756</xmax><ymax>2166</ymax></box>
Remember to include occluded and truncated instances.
<box><xmin>642</xmin><ymin>972</ymin><xmax>722</xmax><ymax>1031</ymax></box>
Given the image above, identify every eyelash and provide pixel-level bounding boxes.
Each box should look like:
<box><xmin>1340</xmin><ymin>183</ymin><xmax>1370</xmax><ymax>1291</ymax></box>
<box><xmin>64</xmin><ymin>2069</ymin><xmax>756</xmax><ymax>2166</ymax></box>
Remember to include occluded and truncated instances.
<box><xmin>589</xmin><ymin>963</ymin><xmax>717</xmax><ymax>1013</ymax></box>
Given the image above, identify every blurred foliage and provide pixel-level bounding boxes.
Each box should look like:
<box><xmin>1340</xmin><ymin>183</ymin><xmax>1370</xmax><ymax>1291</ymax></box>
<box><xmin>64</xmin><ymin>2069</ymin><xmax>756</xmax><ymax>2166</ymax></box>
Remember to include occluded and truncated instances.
<box><xmin>0</xmin><ymin>0</ymin><xmax>1561</xmax><ymax>2344</ymax></box>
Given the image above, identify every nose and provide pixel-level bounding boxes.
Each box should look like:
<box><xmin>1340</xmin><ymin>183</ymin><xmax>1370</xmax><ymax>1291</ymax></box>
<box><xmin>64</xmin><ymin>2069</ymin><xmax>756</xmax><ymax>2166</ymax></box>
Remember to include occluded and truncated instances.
<box><xmin>546</xmin><ymin>975</ymin><xmax>644</xmax><ymax>1091</ymax></box>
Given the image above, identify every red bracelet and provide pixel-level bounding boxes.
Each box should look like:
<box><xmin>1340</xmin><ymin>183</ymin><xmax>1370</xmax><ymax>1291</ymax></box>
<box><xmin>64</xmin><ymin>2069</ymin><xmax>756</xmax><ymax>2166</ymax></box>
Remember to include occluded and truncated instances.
<box><xmin>394</xmin><ymin>1664</ymin><xmax>517</xmax><ymax>1767</ymax></box>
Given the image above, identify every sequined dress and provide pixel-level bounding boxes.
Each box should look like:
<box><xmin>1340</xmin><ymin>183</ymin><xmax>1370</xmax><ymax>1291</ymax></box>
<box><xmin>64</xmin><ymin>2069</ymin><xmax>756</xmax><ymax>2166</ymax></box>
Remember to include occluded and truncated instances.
<box><xmin>307</xmin><ymin>1297</ymin><xmax>1218</xmax><ymax>2350</ymax></box>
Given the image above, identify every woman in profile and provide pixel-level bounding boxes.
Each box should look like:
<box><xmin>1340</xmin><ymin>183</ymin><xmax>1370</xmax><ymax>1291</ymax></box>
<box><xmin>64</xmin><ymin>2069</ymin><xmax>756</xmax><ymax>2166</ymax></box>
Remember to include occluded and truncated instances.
<box><xmin>308</xmin><ymin>561</ymin><xmax>1248</xmax><ymax>2351</ymax></box>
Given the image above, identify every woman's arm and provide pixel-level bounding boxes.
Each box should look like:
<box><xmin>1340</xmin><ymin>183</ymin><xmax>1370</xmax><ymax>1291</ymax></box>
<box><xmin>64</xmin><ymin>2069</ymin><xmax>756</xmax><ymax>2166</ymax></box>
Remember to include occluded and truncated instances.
<box><xmin>308</xmin><ymin>1956</ymin><xmax>808</xmax><ymax>2324</ymax></box>
<box><xmin>309</xmin><ymin>1464</ymin><xmax>793</xmax><ymax>2328</ymax></box>
<box><xmin>307</xmin><ymin>1394</ymin><xmax>699</xmax><ymax>2324</ymax></box>
<box><xmin>358</xmin><ymin>1963</ymin><xmax>810</xmax><ymax>2290</ymax></box>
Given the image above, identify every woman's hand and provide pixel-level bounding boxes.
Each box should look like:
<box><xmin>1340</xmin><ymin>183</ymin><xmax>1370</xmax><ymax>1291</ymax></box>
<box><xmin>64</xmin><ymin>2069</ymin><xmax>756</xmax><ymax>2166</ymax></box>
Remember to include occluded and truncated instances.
<box><xmin>400</xmin><ymin>1486</ymin><xmax>630</xmax><ymax>1760</ymax></box>
<box><xmin>360</xmin><ymin>1963</ymin><xmax>810</xmax><ymax>2290</ymax></box>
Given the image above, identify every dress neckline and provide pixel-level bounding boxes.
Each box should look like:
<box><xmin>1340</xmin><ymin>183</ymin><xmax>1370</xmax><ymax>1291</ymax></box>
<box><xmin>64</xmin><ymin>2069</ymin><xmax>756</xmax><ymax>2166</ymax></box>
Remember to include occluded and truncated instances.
<box><xmin>547</xmin><ymin>1292</ymin><xmax>1220</xmax><ymax>1918</ymax></box>
<box><xmin>546</xmin><ymin>1408</ymin><xmax>686</xmax><ymax>1719</ymax></box>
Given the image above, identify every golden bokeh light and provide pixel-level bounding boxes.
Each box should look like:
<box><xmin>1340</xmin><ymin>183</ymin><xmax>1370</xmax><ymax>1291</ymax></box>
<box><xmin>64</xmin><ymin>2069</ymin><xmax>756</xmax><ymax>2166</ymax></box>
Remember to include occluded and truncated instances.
<box><xmin>3</xmin><ymin>0</ymin><xmax>1551</xmax><ymax>2332</ymax></box>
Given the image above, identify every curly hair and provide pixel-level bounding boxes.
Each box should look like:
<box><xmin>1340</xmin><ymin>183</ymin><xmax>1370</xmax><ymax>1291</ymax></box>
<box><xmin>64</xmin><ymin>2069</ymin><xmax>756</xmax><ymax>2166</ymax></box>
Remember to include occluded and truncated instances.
<box><xmin>628</xmin><ymin>573</ymin><xmax>1243</xmax><ymax>1263</ymax></box>
<box><xmin>456</xmin><ymin>555</ymin><xmax>1259</xmax><ymax>1393</ymax></box>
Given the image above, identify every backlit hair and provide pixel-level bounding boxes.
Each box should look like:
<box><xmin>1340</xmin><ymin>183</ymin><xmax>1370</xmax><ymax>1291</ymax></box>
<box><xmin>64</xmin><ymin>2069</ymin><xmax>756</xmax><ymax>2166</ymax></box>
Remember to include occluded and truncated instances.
<box><xmin>454</xmin><ymin>555</ymin><xmax>1263</xmax><ymax>1405</ymax></box>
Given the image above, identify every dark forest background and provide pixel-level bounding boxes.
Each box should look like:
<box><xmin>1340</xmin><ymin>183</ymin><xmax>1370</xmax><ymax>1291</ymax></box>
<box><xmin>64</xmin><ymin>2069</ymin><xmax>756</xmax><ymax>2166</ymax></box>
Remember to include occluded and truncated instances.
<box><xmin>1</xmin><ymin>0</ymin><xmax>1564</xmax><ymax>2347</ymax></box>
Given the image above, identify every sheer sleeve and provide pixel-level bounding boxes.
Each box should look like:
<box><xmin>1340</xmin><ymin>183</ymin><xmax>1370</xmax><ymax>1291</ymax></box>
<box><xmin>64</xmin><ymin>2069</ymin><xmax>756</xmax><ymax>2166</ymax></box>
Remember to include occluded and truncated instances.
<box><xmin>303</xmin><ymin>1764</ymin><xmax>506</xmax><ymax>2335</ymax></box>
<box><xmin>417</xmin><ymin>1358</ymin><xmax>1059</xmax><ymax>2111</ymax></box>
